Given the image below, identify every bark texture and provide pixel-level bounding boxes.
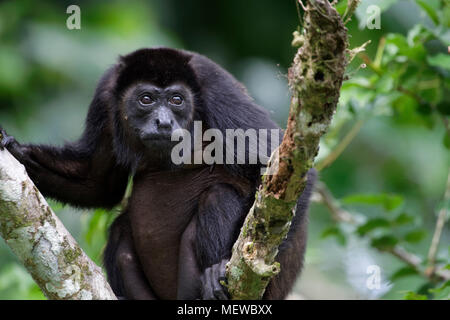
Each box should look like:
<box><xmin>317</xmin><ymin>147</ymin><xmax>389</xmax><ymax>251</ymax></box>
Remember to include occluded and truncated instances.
<box><xmin>225</xmin><ymin>0</ymin><xmax>349</xmax><ymax>299</ymax></box>
<box><xmin>0</xmin><ymin>149</ymin><xmax>116</xmax><ymax>300</ymax></box>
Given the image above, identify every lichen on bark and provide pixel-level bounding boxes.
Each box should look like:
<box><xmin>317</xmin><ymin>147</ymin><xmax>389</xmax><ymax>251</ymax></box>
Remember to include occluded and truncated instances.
<box><xmin>225</xmin><ymin>0</ymin><xmax>349</xmax><ymax>299</ymax></box>
<box><xmin>0</xmin><ymin>149</ymin><xmax>116</xmax><ymax>300</ymax></box>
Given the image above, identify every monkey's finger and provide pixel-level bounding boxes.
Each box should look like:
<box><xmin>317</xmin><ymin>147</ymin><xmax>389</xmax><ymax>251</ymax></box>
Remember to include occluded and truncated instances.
<box><xmin>218</xmin><ymin>259</ymin><xmax>228</xmax><ymax>282</ymax></box>
<box><xmin>201</xmin><ymin>267</ymin><xmax>215</xmax><ymax>300</ymax></box>
<box><xmin>212</xmin><ymin>262</ymin><xmax>229</xmax><ymax>300</ymax></box>
<box><xmin>213</xmin><ymin>288</ymin><xmax>228</xmax><ymax>300</ymax></box>
<box><xmin>0</xmin><ymin>129</ymin><xmax>5</xmax><ymax>150</ymax></box>
<box><xmin>213</xmin><ymin>285</ymin><xmax>228</xmax><ymax>300</ymax></box>
<box><xmin>0</xmin><ymin>129</ymin><xmax>16</xmax><ymax>150</ymax></box>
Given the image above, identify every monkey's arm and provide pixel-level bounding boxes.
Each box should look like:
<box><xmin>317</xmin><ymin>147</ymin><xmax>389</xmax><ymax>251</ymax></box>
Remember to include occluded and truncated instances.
<box><xmin>0</xmin><ymin>75</ymin><xmax>129</xmax><ymax>209</ymax></box>
<box><xmin>177</xmin><ymin>183</ymin><xmax>247</xmax><ymax>300</ymax></box>
<box><xmin>0</xmin><ymin>127</ymin><xmax>128</xmax><ymax>209</ymax></box>
<box><xmin>0</xmin><ymin>67</ymin><xmax>129</xmax><ymax>209</ymax></box>
<box><xmin>104</xmin><ymin>213</ymin><xmax>157</xmax><ymax>299</ymax></box>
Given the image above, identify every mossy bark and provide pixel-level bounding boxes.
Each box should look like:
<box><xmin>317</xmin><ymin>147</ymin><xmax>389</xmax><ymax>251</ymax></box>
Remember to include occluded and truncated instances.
<box><xmin>225</xmin><ymin>0</ymin><xmax>349</xmax><ymax>299</ymax></box>
<box><xmin>0</xmin><ymin>149</ymin><xmax>116</xmax><ymax>300</ymax></box>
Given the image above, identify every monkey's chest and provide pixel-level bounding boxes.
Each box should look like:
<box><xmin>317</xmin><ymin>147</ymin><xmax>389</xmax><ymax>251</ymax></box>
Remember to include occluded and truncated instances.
<box><xmin>128</xmin><ymin>166</ymin><xmax>241</xmax><ymax>299</ymax></box>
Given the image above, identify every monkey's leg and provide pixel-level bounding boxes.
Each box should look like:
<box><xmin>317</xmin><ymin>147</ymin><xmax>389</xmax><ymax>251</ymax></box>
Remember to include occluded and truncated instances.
<box><xmin>104</xmin><ymin>213</ymin><xmax>157</xmax><ymax>300</ymax></box>
<box><xmin>194</xmin><ymin>183</ymin><xmax>248</xmax><ymax>300</ymax></box>
<box><xmin>177</xmin><ymin>218</ymin><xmax>202</xmax><ymax>299</ymax></box>
<box><xmin>177</xmin><ymin>210</ymin><xmax>231</xmax><ymax>300</ymax></box>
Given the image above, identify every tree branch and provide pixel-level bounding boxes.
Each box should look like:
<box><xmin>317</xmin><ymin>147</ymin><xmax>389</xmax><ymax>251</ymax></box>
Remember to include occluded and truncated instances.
<box><xmin>425</xmin><ymin>171</ymin><xmax>450</xmax><ymax>278</ymax></box>
<box><xmin>315</xmin><ymin>181</ymin><xmax>450</xmax><ymax>282</ymax></box>
<box><xmin>225</xmin><ymin>0</ymin><xmax>349</xmax><ymax>299</ymax></box>
<box><xmin>0</xmin><ymin>148</ymin><xmax>116</xmax><ymax>300</ymax></box>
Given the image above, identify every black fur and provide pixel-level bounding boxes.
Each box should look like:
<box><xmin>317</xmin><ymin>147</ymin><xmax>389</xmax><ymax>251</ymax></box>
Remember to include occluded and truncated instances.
<box><xmin>195</xmin><ymin>183</ymin><xmax>250</xmax><ymax>269</ymax></box>
<box><xmin>0</xmin><ymin>47</ymin><xmax>315</xmax><ymax>300</ymax></box>
<box><xmin>112</xmin><ymin>48</ymin><xmax>281</xmax><ymax>179</ymax></box>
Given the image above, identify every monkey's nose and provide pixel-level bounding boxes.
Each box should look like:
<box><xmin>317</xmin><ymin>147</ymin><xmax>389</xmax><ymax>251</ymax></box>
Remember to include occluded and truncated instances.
<box><xmin>155</xmin><ymin>118</ymin><xmax>173</xmax><ymax>131</ymax></box>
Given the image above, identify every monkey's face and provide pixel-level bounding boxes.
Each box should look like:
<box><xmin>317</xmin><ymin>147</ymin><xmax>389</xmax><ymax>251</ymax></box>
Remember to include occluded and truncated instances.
<box><xmin>123</xmin><ymin>82</ymin><xmax>195</xmax><ymax>150</ymax></box>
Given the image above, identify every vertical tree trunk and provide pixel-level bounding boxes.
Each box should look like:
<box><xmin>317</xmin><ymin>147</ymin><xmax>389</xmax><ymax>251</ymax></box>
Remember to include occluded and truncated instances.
<box><xmin>225</xmin><ymin>0</ymin><xmax>349</xmax><ymax>299</ymax></box>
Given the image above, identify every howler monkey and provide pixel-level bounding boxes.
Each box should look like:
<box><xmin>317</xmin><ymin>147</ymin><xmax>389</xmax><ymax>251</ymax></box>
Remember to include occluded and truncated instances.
<box><xmin>0</xmin><ymin>47</ymin><xmax>316</xmax><ymax>300</ymax></box>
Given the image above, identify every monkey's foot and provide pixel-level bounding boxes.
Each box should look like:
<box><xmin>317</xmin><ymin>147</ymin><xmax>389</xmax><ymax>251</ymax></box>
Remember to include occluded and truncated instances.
<box><xmin>200</xmin><ymin>259</ymin><xmax>229</xmax><ymax>300</ymax></box>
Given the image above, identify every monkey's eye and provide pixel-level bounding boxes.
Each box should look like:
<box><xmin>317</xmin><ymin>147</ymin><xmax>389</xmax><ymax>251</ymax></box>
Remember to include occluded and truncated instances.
<box><xmin>169</xmin><ymin>95</ymin><xmax>183</xmax><ymax>106</ymax></box>
<box><xmin>139</xmin><ymin>95</ymin><xmax>154</xmax><ymax>106</ymax></box>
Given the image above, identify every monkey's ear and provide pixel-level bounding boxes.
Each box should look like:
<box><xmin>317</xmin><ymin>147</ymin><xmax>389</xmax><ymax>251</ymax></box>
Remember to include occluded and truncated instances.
<box><xmin>189</xmin><ymin>54</ymin><xmax>276</xmax><ymax>133</ymax></box>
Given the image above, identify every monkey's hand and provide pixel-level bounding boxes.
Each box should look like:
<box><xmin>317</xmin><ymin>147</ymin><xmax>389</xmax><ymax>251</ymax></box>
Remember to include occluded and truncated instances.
<box><xmin>0</xmin><ymin>127</ymin><xmax>18</xmax><ymax>151</ymax></box>
<box><xmin>200</xmin><ymin>259</ymin><xmax>229</xmax><ymax>300</ymax></box>
<box><xmin>0</xmin><ymin>127</ymin><xmax>27</xmax><ymax>164</ymax></box>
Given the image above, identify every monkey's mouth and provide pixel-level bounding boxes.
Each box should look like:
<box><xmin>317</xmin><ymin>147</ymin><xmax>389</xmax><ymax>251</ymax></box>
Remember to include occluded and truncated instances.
<box><xmin>140</xmin><ymin>132</ymin><xmax>172</xmax><ymax>141</ymax></box>
<box><xmin>140</xmin><ymin>132</ymin><xmax>175</xmax><ymax>149</ymax></box>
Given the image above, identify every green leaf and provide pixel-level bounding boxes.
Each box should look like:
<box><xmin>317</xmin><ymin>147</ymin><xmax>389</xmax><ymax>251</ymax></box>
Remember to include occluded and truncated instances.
<box><xmin>415</xmin><ymin>0</ymin><xmax>439</xmax><ymax>25</ymax></box>
<box><xmin>443</xmin><ymin>3</ymin><xmax>450</xmax><ymax>28</ymax></box>
<box><xmin>429</xmin><ymin>281</ymin><xmax>450</xmax><ymax>299</ymax></box>
<box><xmin>436</xmin><ymin>101</ymin><xmax>450</xmax><ymax>116</ymax></box>
<box><xmin>385</xmin><ymin>34</ymin><xmax>427</xmax><ymax>63</ymax></box>
<box><xmin>444</xmin><ymin>131</ymin><xmax>450</xmax><ymax>150</ymax></box>
<box><xmin>357</xmin><ymin>218</ymin><xmax>390</xmax><ymax>236</ymax></box>
<box><xmin>427</xmin><ymin>53</ymin><xmax>450</xmax><ymax>71</ymax></box>
<box><xmin>403</xmin><ymin>230</ymin><xmax>427</xmax><ymax>243</ymax></box>
<box><xmin>342</xmin><ymin>77</ymin><xmax>372</xmax><ymax>89</ymax></box>
<box><xmin>391</xmin><ymin>94</ymin><xmax>436</xmax><ymax>128</ymax></box>
<box><xmin>390</xmin><ymin>266</ymin><xmax>419</xmax><ymax>281</ymax></box>
<box><xmin>335</xmin><ymin>0</ymin><xmax>348</xmax><ymax>16</ymax></box>
<box><xmin>0</xmin><ymin>46</ymin><xmax>29</xmax><ymax>92</ymax></box>
<box><xmin>407</xmin><ymin>24</ymin><xmax>433</xmax><ymax>46</ymax></box>
<box><xmin>321</xmin><ymin>226</ymin><xmax>346</xmax><ymax>246</ymax></box>
<box><xmin>371</xmin><ymin>235</ymin><xmax>398</xmax><ymax>250</ymax></box>
<box><xmin>341</xmin><ymin>193</ymin><xmax>404</xmax><ymax>211</ymax></box>
<box><xmin>392</xmin><ymin>212</ymin><xmax>414</xmax><ymax>226</ymax></box>
<box><xmin>85</xmin><ymin>209</ymin><xmax>109</xmax><ymax>246</ymax></box>
<box><xmin>436</xmin><ymin>28</ymin><xmax>450</xmax><ymax>46</ymax></box>
<box><xmin>417</xmin><ymin>282</ymin><xmax>436</xmax><ymax>297</ymax></box>
<box><xmin>417</xmin><ymin>102</ymin><xmax>433</xmax><ymax>115</ymax></box>
<box><xmin>375</xmin><ymin>74</ymin><xmax>395</xmax><ymax>93</ymax></box>
<box><xmin>404</xmin><ymin>291</ymin><xmax>428</xmax><ymax>300</ymax></box>
<box><xmin>429</xmin><ymin>281</ymin><xmax>450</xmax><ymax>293</ymax></box>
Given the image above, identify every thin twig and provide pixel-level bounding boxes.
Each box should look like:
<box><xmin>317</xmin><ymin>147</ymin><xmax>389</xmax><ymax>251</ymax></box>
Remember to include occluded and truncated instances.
<box><xmin>389</xmin><ymin>246</ymin><xmax>422</xmax><ymax>268</ymax></box>
<box><xmin>426</xmin><ymin>171</ymin><xmax>450</xmax><ymax>276</ymax></box>
<box><xmin>298</xmin><ymin>0</ymin><xmax>307</xmax><ymax>12</ymax></box>
<box><xmin>315</xmin><ymin>182</ymin><xmax>450</xmax><ymax>282</ymax></box>
<box><xmin>315</xmin><ymin>181</ymin><xmax>357</xmax><ymax>224</ymax></box>
<box><xmin>343</xmin><ymin>0</ymin><xmax>361</xmax><ymax>24</ymax></box>
<box><xmin>295</xmin><ymin>0</ymin><xmax>303</xmax><ymax>27</ymax></box>
<box><xmin>316</xmin><ymin>119</ymin><xmax>364</xmax><ymax>171</ymax></box>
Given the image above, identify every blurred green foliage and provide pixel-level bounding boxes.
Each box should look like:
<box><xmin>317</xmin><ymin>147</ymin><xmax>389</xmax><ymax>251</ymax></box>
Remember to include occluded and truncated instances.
<box><xmin>316</xmin><ymin>0</ymin><xmax>450</xmax><ymax>300</ymax></box>
<box><xmin>0</xmin><ymin>0</ymin><xmax>448</xmax><ymax>300</ymax></box>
